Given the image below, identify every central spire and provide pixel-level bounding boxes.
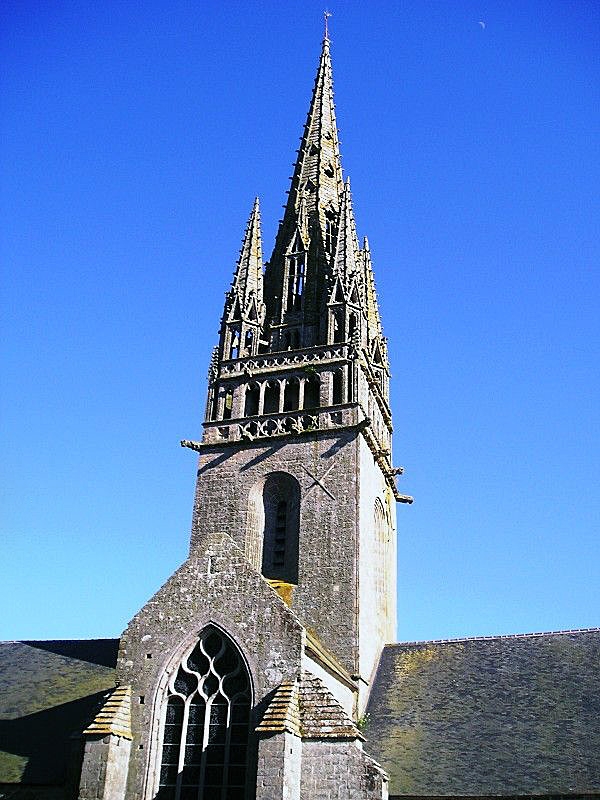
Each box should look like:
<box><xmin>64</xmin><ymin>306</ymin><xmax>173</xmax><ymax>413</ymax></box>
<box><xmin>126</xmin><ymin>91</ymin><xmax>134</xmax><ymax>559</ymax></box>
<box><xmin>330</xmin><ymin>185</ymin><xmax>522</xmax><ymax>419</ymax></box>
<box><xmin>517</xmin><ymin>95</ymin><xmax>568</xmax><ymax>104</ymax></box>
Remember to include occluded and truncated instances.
<box><xmin>264</xmin><ymin>34</ymin><xmax>345</xmax><ymax>347</ymax></box>
<box><xmin>280</xmin><ymin>33</ymin><xmax>343</xmax><ymax>243</ymax></box>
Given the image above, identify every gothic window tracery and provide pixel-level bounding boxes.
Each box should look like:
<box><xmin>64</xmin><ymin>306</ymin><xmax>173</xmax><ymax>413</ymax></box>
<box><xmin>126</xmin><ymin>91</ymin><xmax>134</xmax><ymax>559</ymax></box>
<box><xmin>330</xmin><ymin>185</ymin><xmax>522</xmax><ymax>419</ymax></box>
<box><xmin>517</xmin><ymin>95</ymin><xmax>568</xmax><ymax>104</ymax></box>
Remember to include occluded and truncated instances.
<box><xmin>157</xmin><ymin>626</ymin><xmax>251</xmax><ymax>800</ymax></box>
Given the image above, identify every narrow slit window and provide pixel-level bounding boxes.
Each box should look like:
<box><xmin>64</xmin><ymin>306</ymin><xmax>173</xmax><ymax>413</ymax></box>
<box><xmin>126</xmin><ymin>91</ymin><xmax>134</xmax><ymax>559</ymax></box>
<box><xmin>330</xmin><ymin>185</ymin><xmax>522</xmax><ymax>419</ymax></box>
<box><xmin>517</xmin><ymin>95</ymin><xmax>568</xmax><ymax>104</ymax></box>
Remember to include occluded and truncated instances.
<box><xmin>223</xmin><ymin>388</ymin><xmax>233</xmax><ymax>420</ymax></box>
<box><xmin>286</xmin><ymin>253</ymin><xmax>305</xmax><ymax>311</ymax></box>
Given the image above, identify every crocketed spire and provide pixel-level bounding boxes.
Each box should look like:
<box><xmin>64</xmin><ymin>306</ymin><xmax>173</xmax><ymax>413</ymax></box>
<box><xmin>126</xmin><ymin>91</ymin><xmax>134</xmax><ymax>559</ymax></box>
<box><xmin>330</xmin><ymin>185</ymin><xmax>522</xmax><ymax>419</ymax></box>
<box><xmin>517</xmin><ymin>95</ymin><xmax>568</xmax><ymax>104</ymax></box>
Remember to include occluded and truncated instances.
<box><xmin>231</xmin><ymin>196</ymin><xmax>263</xmax><ymax>305</ymax></box>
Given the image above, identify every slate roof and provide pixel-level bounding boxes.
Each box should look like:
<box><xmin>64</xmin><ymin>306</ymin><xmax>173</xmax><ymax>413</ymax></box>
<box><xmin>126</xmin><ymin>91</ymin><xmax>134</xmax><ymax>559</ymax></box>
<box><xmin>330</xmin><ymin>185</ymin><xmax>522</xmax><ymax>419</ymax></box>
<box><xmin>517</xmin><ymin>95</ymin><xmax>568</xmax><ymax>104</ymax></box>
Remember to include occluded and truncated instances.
<box><xmin>365</xmin><ymin>629</ymin><xmax>600</xmax><ymax>798</ymax></box>
<box><xmin>0</xmin><ymin>640</ymin><xmax>118</xmax><ymax>787</ymax></box>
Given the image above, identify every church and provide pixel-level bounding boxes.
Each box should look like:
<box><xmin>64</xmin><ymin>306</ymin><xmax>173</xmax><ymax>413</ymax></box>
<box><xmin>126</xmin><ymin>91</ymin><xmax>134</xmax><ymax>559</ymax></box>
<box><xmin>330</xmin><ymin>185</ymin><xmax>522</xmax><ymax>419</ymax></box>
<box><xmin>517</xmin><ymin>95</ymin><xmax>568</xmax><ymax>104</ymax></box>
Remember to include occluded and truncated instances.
<box><xmin>1</xmin><ymin>30</ymin><xmax>599</xmax><ymax>800</ymax></box>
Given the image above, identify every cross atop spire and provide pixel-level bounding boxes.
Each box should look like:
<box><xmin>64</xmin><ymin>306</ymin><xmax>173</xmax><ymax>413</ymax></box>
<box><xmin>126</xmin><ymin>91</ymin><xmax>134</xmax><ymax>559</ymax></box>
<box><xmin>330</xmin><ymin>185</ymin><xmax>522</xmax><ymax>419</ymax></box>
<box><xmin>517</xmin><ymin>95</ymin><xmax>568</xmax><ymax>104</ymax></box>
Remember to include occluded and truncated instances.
<box><xmin>323</xmin><ymin>10</ymin><xmax>332</xmax><ymax>41</ymax></box>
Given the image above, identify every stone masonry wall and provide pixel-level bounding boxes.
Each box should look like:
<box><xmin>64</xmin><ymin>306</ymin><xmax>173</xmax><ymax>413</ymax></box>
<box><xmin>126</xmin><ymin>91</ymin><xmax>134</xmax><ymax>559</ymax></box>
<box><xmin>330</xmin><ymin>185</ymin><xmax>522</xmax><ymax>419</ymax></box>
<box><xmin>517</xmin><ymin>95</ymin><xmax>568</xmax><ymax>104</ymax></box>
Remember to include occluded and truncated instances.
<box><xmin>256</xmin><ymin>731</ymin><xmax>302</xmax><ymax>800</ymax></box>
<box><xmin>117</xmin><ymin>532</ymin><xmax>304</xmax><ymax>800</ymax></box>
<box><xmin>78</xmin><ymin>734</ymin><xmax>131</xmax><ymax>800</ymax></box>
<box><xmin>358</xmin><ymin>435</ymin><xmax>397</xmax><ymax>711</ymax></box>
<box><xmin>189</xmin><ymin>429</ymin><xmax>361</xmax><ymax>676</ymax></box>
<box><xmin>300</xmin><ymin>740</ymin><xmax>388</xmax><ymax>800</ymax></box>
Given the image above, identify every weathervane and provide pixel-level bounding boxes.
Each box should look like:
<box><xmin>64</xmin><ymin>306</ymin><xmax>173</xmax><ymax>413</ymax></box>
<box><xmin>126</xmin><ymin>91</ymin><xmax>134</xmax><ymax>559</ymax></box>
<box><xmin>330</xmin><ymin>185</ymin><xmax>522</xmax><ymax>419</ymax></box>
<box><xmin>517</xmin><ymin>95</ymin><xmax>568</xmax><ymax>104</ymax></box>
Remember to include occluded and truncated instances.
<box><xmin>324</xmin><ymin>10</ymin><xmax>332</xmax><ymax>39</ymax></box>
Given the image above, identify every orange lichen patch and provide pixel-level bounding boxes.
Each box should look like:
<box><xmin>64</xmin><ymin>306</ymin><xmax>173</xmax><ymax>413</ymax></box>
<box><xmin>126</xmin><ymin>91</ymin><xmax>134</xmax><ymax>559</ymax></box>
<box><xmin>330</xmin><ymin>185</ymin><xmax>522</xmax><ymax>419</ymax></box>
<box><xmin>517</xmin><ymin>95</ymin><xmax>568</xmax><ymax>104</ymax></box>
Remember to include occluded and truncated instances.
<box><xmin>266</xmin><ymin>579</ymin><xmax>295</xmax><ymax>607</ymax></box>
<box><xmin>83</xmin><ymin>685</ymin><xmax>132</xmax><ymax>740</ymax></box>
<box><xmin>393</xmin><ymin>645</ymin><xmax>443</xmax><ymax>677</ymax></box>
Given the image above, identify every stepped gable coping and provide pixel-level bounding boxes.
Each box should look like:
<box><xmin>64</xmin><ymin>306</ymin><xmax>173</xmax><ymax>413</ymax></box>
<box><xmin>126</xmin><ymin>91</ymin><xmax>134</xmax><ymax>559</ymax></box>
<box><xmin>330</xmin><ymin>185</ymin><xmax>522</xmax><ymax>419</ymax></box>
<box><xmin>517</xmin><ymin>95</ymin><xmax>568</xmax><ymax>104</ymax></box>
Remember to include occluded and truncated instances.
<box><xmin>299</xmin><ymin>673</ymin><xmax>363</xmax><ymax>740</ymax></box>
<box><xmin>82</xmin><ymin>685</ymin><xmax>132</xmax><ymax>740</ymax></box>
<box><xmin>391</xmin><ymin>626</ymin><xmax>600</xmax><ymax>648</ymax></box>
<box><xmin>255</xmin><ymin>679</ymin><xmax>301</xmax><ymax>736</ymax></box>
<box><xmin>257</xmin><ymin>672</ymin><xmax>363</xmax><ymax>741</ymax></box>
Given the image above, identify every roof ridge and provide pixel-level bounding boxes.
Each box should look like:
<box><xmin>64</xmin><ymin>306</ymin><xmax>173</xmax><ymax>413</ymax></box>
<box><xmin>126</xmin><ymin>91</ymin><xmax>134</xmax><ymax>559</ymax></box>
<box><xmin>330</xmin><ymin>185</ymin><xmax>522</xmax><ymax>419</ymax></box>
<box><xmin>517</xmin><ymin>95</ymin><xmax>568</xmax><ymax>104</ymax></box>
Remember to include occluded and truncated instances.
<box><xmin>391</xmin><ymin>626</ymin><xmax>600</xmax><ymax>647</ymax></box>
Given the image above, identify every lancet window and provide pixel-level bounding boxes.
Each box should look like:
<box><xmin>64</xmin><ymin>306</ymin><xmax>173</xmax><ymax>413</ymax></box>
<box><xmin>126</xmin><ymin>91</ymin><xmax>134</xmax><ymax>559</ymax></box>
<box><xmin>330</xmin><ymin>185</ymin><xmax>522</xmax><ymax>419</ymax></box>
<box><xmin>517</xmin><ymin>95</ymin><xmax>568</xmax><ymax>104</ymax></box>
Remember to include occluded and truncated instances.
<box><xmin>263</xmin><ymin>381</ymin><xmax>280</xmax><ymax>415</ymax></box>
<box><xmin>229</xmin><ymin>327</ymin><xmax>241</xmax><ymax>360</ymax></box>
<box><xmin>222</xmin><ymin>388</ymin><xmax>233</xmax><ymax>420</ymax></box>
<box><xmin>303</xmin><ymin>375</ymin><xmax>320</xmax><ymax>410</ymax></box>
<box><xmin>332</xmin><ymin>370</ymin><xmax>344</xmax><ymax>405</ymax></box>
<box><xmin>374</xmin><ymin>498</ymin><xmax>392</xmax><ymax>638</ymax></box>
<box><xmin>325</xmin><ymin>216</ymin><xmax>334</xmax><ymax>254</ymax></box>
<box><xmin>157</xmin><ymin>626</ymin><xmax>252</xmax><ymax>800</ymax></box>
<box><xmin>286</xmin><ymin>252</ymin><xmax>305</xmax><ymax>311</ymax></box>
<box><xmin>261</xmin><ymin>472</ymin><xmax>300</xmax><ymax>584</ymax></box>
<box><xmin>244</xmin><ymin>383</ymin><xmax>260</xmax><ymax>417</ymax></box>
<box><xmin>283</xmin><ymin>377</ymin><xmax>300</xmax><ymax>412</ymax></box>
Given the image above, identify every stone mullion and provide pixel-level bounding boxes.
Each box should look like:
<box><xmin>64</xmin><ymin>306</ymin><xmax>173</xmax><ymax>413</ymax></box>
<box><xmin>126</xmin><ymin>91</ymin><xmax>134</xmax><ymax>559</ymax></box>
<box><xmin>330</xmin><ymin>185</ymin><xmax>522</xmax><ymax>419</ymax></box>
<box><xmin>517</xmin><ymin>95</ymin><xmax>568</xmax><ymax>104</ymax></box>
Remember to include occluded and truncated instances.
<box><xmin>298</xmin><ymin>377</ymin><xmax>306</xmax><ymax>410</ymax></box>
<box><xmin>258</xmin><ymin>381</ymin><xmax>266</xmax><ymax>416</ymax></box>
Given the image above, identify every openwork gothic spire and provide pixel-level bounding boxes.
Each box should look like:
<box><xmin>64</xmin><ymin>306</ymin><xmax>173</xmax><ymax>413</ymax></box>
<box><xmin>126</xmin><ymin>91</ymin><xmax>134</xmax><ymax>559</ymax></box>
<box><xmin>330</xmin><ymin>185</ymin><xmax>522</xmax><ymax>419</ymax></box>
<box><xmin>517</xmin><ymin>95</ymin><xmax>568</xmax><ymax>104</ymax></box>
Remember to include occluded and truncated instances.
<box><xmin>232</xmin><ymin>197</ymin><xmax>263</xmax><ymax>305</ymax></box>
<box><xmin>263</xmin><ymin>34</ymin><xmax>345</xmax><ymax>348</ymax></box>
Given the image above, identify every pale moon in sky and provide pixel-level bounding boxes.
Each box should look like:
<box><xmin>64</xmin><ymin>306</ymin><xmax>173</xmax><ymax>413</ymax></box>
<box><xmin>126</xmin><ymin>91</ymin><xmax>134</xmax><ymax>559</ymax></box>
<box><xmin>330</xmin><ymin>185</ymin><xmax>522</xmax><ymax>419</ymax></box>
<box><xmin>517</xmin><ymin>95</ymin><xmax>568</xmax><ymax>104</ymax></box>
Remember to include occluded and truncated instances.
<box><xmin>478</xmin><ymin>20</ymin><xmax>486</xmax><ymax>29</ymax></box>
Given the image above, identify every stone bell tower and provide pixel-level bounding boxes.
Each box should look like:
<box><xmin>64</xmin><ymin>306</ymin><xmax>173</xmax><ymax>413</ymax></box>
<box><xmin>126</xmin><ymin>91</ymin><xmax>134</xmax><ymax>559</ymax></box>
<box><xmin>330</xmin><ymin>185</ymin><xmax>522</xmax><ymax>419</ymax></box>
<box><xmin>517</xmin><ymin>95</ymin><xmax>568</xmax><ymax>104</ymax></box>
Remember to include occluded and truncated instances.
<box><xmin>183</xmin><ymin>33</ymin><xmax>412</xmax><ymax>704</ymax></box>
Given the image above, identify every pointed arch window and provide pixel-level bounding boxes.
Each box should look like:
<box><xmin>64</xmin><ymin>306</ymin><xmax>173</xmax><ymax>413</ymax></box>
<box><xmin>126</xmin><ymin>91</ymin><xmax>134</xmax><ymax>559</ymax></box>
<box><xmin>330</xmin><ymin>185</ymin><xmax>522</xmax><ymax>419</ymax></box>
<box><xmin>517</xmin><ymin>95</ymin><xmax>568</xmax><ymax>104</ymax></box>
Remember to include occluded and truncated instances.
<box><xmin>303</xmin><ymin>375</ymin><xmax>320</xmax><ymax>410</ymax></box>
<box><xmin>348</xmin><ymin>313</ymin><xmax>358</xmax><ymax>341</ymax></box>
<box><xmin>244</xmin><ymin>383</ymin><xmax>260</xmax><ymax>417</ymax></box>
<box><xmin>263</xmin><ymin>380</ymin><xmax>280</xmax><ymax>415</ymax></box>
<box><xmin>332</xmin><ymin>311</ymin><xmax>344</xmax><ymax>344</ymax></box>
<box><xmin>243</xmin><ymin>329</ymin><xmax>254</xmax><ymax>356</ymax></box>
<box><xmin>332</xmin><ymin>370</ymin><xmax>344</xmax><ymax>405</ymax></box>
<box><xmin>325</xmin><ymin>215</ymin><xmax>335</xmax><ymax>254</ymax></box>
<box><xmin>222</xmin><ymin>388</ymin><xmax>234</xmax><ymax>420</ymax></box>
<box><xmin>260</xmin><ymin>472</ymin><xmax>300</xmax><ymax>584</ymax></box>
<box><xmin>286</xmin><ymin>252</ymin><xmax>305</xmax><ymax>311</ymax></box>
<box><xmin>157</xmin><ymin>626</ymin><xmax>252</xmax><ymax>800</ymax></box>
<box><xmin>283</xmin><ymin>377</ymin><xmax>300</xmax><ymax>412</ymax></box>
<box><xmin>229</xmin><ymin>327</ymin><xmax>241</xmax><ymax>360</ymax></box>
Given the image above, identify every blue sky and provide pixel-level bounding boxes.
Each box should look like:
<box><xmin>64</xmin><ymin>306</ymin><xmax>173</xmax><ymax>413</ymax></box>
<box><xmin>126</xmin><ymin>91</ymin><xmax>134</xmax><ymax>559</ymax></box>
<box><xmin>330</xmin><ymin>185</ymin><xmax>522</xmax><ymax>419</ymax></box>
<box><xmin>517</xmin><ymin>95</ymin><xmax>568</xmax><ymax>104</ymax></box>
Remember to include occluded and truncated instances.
<box><xmin>2</xmin><ymin>0</ymin><xmax>599</xmax><ymax>642</ymax></box>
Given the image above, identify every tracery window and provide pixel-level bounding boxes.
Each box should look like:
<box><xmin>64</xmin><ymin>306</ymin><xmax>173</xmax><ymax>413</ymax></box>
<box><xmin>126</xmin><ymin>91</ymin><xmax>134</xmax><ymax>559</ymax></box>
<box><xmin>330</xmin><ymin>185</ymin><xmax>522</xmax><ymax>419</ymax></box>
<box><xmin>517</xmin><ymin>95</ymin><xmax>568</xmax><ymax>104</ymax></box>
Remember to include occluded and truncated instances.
<box><xmin>157</xmin><ymin>626</ymin><xmax>252</xmax><ymax>800</ymax></box>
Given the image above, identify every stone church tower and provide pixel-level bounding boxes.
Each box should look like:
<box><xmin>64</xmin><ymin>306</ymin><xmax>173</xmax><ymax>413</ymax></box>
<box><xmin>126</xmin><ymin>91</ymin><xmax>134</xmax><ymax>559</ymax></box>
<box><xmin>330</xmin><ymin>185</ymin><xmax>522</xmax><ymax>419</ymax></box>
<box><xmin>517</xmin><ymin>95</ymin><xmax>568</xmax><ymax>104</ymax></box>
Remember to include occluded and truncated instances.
<box><xmin>76</xmin><ymin>31</ymin><xmax>410</xmax><ymax>800</ymax></box>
